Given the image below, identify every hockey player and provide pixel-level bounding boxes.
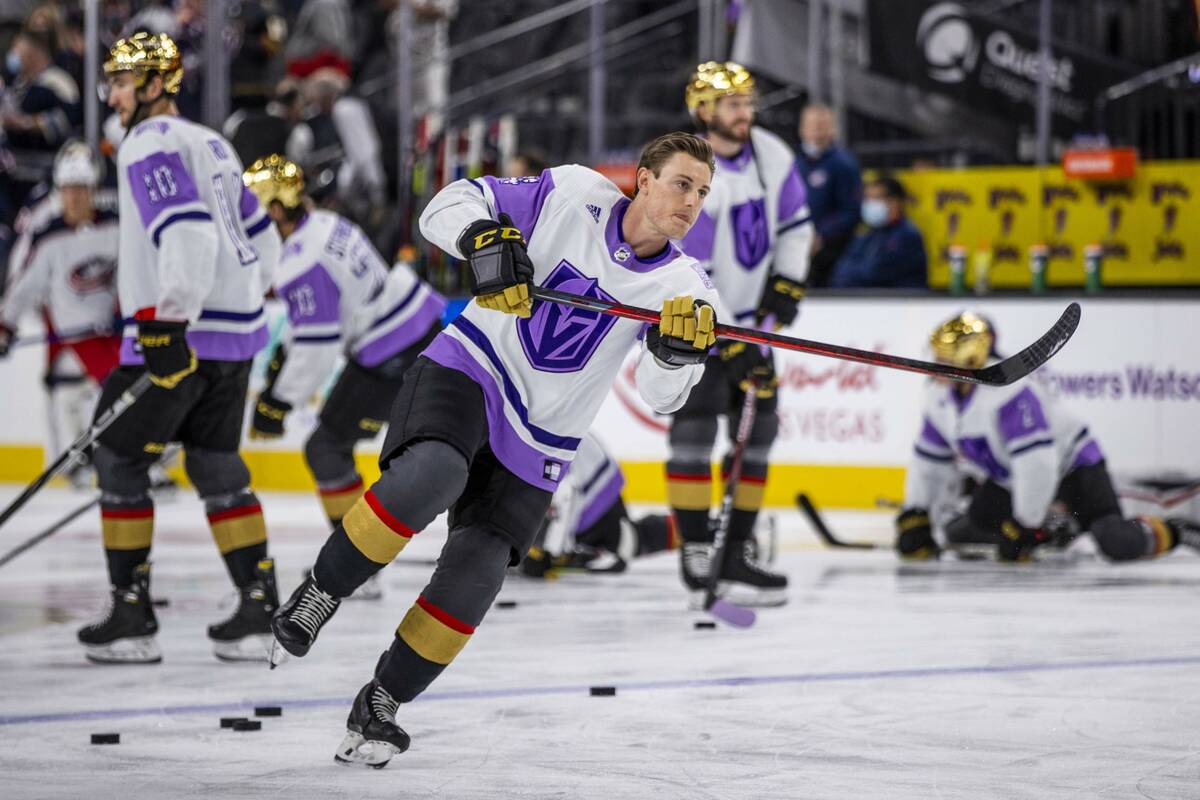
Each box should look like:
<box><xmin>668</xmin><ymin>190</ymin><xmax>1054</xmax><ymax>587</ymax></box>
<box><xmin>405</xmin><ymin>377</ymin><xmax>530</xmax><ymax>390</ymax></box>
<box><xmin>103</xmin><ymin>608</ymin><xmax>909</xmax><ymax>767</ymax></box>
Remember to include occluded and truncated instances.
<box><xmin>896</xmin><ymin>312</ymin><xmax>1200</xmax><ymax>562</ymax></box>
<box><xmin>243</xmin><ymin>154</ymin><xmax>445</xmax><ymax>597</ymax></box>
<box><xmin>669</xmin><ymin>62</ymin><xmax>814</xmax><ymax>607</ymax></box>
<box><xmin>270</xmin><ymin>132</ymin><xmax>722</xmax><ymax>767</ymax></box>
<box><xmin>0</xmin><ymin>142</ymin><xmax>119</xmax><ymax>486</ymax></box>
<box><xmin>76</xmin><ymin>33</ymin><xmax>283</xmax><ymax>664</ymax></box>
<box><xmin>520</xmin><ymin>431</ymin><xmax>677</xmax><ymax>578</ymax></box>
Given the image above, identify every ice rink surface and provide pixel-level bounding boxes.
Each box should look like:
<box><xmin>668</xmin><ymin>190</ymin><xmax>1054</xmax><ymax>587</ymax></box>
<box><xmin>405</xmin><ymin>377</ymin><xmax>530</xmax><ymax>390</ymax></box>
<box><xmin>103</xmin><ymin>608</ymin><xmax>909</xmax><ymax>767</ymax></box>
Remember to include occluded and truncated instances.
<box><xmin>1</xmin><ymin>487</ymin><xmax>1198</xmax><ymax>800</ymax></box>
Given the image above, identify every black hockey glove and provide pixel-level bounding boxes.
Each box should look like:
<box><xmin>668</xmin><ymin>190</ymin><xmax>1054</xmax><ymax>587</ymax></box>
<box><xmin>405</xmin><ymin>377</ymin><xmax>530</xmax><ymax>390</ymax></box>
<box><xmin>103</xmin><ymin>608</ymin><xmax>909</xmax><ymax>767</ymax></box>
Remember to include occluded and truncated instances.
<box><xmin>136</xmin><ymin>319</ymin><xmax>197</xmax><ymax>389</ymax></box>
<box><xmin>718</xmin><ymin>339</ymin><xmax>778</xmax><ymax>398</ymax></box>
<box><xmin>996</xmin><ymin>519</ymin><xmax>1049</xmax><ymax>563</ymax></box>
<box><xmin>645</xmin><ymin>295</ymin><xmax>716</xmax><ymax>367</ymax></box>
<box><xmin>894</xmin><ymin>508</ymin><xmax>940</xmax><ymax>560</ymax></box>
<box><xmin>249</xmin><ymin>390</ymin><xmax>292</xmax><ymax>440</ymax></box>
<box><xmin>0</xmin><ymin>323</ymin><xmax>14</xmax><ymax>357</ymax></box>
<box><xmin>458</xmin><ymin>213</ymin><xmax>534</xmax><ymax>318</ymax></box>
<box><xmin>757</xmin><ymin>276</ymin><xmax>806</xmax><ymax>328</ymax></box>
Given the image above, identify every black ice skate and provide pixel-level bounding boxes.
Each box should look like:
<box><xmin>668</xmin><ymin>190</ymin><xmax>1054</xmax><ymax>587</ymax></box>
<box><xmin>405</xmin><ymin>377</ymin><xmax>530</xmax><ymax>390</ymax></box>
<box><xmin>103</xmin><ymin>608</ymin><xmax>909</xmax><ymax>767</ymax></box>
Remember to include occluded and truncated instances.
<box><xmin>679</xmin><ymin>541</ymin><xmax>712</xmax><ymax>595</ymax></box>
<box><xmin>683</xmin><ymin>540</ymin><xmax>788</xmax><ymax>609</ymax></box>
<box><xmin>334</xmin><ymin>680</ymin><xmax>411</xmax><ymax>768</ymax></box>
<box><xmin>269</xmin><ymin>572</ymin><xmax>341</xmax><ymax>666</ymax></box>
<box><xmin>77</xmin><ymin>562</ymin><xmax>161</xmax><ymax>664</ymax></box>
<box><xmin>1167</xmin><ymin>518</ymin><xmax>1200</xmax><ymax>552</ymax></box>
<box><xmin>208</xmin><ymin>558</ymin><xmax>279</xmax><ymax>662</ymax></box>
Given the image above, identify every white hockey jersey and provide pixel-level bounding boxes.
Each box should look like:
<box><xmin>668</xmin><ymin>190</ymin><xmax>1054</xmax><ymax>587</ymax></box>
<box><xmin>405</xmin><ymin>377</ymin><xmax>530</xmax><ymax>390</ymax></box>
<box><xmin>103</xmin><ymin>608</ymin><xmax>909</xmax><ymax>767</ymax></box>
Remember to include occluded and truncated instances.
<box><xmin>270</xmin><ymin>209</ymin><xmax>446</xmax><ymax>408</ymax></box>
<box><xmin>419</xmin><ymin>165</ymin><xmax>722</xmax><ymax>491</ymax></box>
<box><xmin>0</xmin><ymin>208</ymin><xmax>119</xmax><ymax>340</ymax></box>
<box><xmin>540</xmin><ymin>432</ymin><xmax>624</xmax><ymax>555</ymax></box>
<box><xmin>904</xmin><ymin>377</ymin><xmax>1103</xmax><ymax>528</ymax></box>
<box><xmin>115</xmin><ymin>114</ymin><xmax>281</xmax><ymax>365</ymax></box>
<box><xmin>679</xmin><ymin>127</ymin><xmax>813</xmax><ymax>323</ymax></box>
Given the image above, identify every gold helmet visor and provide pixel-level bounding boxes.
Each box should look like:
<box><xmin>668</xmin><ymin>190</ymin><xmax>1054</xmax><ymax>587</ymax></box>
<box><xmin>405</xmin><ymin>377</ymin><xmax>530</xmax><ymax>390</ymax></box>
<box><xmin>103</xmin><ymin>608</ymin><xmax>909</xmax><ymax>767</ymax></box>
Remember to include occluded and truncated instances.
<box><xmin>930</xmin><ymin>312</ymin><xmax>995</xmax><ymax>369</ymax></box>
<box><xmin>243</xmin><ymin>155</ymin><xmax>306</xmax><ymax>210</ymax></box>
<box><xmin>685</xmin><ymin>61</ymin><xmax>756</xmax><ymax>113</ymax></box>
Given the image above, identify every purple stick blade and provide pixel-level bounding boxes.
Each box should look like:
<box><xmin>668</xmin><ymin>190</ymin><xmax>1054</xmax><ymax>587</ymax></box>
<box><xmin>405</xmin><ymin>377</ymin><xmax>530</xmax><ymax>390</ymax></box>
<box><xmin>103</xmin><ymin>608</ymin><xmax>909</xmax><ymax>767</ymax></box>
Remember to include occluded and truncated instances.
<box><xmin>707</xmin><ymin>599</ymin><xmax>757</xmax><ymax>628</ymax></box>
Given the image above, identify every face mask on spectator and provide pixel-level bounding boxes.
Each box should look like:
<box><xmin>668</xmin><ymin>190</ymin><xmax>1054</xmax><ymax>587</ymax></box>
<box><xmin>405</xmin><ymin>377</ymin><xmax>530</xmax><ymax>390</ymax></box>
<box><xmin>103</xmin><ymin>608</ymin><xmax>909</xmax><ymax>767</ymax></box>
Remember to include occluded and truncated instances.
<box><xmin>801</xmin><ymin>141</ymin><xmax>825</xmax><ymax>159</ymax></box>
<box><xmin>6</xmin><ymin>51</ymin><xmax>20</xmax><ymax>75</ymax></box>
<box><xmin>861</xmin><ymin>198</ymin><xmax>890</xmax><ymax>228</ymax></box>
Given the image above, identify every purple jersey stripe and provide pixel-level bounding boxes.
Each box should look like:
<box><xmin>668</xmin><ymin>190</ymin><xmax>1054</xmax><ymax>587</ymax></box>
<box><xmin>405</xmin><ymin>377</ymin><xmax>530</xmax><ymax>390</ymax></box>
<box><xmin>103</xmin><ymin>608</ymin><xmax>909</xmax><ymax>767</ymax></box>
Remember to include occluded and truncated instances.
<box><xmin>778</xmin><ymin>165</ymin><xmax>809</xmax><ymax>222</ymax></box>
<box><xmin>914</xmin><ymin>445</ymin><xmax>954</xmax><ymax>463</ymax></box>
<box><xmin>245</xmin><ymin>215</ymin><xmax>272</xmax><ymax>237</ymax></box>
<box><xmin>1010</xmin><ymin>438</ymin><xmax>1054</xmax><ymax>456</ymax></box>
<box><xmin>120</xmin><ymin>324</ymin><xmax>267</xmax><ymax>365</ymax></box>
<box><xmin>151</xmin><ymin>210</ymin><xmax>213</xmax><ymax>247</ymax></box>
<box><xmin>279</xmin><ymin>263</ymin><xmax>341</xmax><ymax>326</ymax></box>
<box><xmin>354</xmin><ymin>293</ymin><xmax>445</xmax><ymax>367</ymax></box>
<box><xmin>422</xmin><ymin>334</ymin><xmax>570</xmax><ymax>492</ymax></box>
<box><xmin>997</xmin><ymin>387</ymin><xmax>1050</xmax><ymax>443</ymax></box>
<box><xmin>127</xmin><ymin>151</ymin><xmax>202</xmax><ymax>229</ymax></box>
<box><xmin>576</xmin><ymin>470</ymin><xmax>625</xmax><ymax>533</ymax></box>
<box><xmin>919</xmin><ymin>417</ymin><xmax>952</xmax><ymax>450</ymax></box>
<box><xmin>681</xmin><ymin>209</ymin><xmax>716</xmax><ymax>262</ymax></box>
<box><xmin>481</xmin><ymin>169</ymin><xmax>557</xmax><ymax>241</ymax></box>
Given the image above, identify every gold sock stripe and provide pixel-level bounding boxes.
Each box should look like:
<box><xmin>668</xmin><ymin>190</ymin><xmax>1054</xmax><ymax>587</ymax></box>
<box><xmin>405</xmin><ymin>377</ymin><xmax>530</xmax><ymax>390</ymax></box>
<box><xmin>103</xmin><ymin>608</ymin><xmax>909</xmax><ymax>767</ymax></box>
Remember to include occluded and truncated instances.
<box><xmin>318</xmin><ymin>480</ymin><xmax>364</xmax><ymax>524</ymax></box>
<box><xmin>666</xmin><ymin>472</ymin><xmax>712</xmax><ymax>511</ymax></box>
<box><xmin>1140</xmin><ymin>516</ymin><xmax>1174</xmax><ymax>555</ymax></box>
<box><xmin>208</xmin><ymin>503</ymin><xmax>267</xmax><ymax>554</ymax></box>
<box><xmin>396</xmin><ymin>596</ymin><xmax>474</xmax><ymax>665</ymax></box>
<box><xmin>101</xmin><ymin>507</ymin><xmax>154</xmax><ymax>550</ymax></box>
<box><xmin>732</xmin><ymin>478</ymin><xmax>767</xmax><ymax>512</ymax></box>
<box><xmin>342</xmin><ymin>491</ymin><xmax>413</xmax><ymax>565</ymax></box>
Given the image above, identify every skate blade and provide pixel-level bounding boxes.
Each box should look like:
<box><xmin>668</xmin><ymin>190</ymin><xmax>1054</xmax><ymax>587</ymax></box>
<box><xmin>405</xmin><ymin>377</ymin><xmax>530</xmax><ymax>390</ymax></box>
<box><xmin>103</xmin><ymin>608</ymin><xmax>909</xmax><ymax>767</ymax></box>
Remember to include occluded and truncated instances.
<box><xmin>268</xmin><ymin>638</ymin><xmax>290</xmax><ymax>670</ymax></box>
<box><xmin>346</xmin><ymin>583</ymin><xmax>384</xmax><ymax>602</ymax></box>
<box><xmin>334</xmin><ymin>731</ymin><xmax>400</xmax><ymax>769</ymax></box>
<box><xmin>83</xmin><ymin>636</ymin><xmax>162</xmax><ymax>665</ymax></box>
<box><xmin>714</xmin><ymin>582</ymin><xmax>788</xmax><ymax>608</ymax></box>
<box><xmin>213</xmin><ymin>634</ymin><xmax>274</xmax><ymax>663</ymax></box>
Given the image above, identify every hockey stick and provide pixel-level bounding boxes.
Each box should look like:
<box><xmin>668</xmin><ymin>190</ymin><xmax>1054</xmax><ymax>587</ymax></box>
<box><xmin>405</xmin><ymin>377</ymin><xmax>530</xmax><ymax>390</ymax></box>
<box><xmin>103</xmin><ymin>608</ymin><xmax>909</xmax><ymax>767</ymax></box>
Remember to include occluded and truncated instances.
<box><xmin>530</xmin><ymin>287</ymin><xmax>1081</xmax><ymax>386</ymax></box>
<box><xmin>703</xmin><ymin>384</ymin><xmax>760</xmax><ymax>628</ymax></box>
<box><xmin>0</xmin><ymin>496</ymin><xmax>98</xmax><ymax>568</ymax></box>
<box><xmin>0</xmin><ymin>373</ymin><xmax>153</xmax><ymax>531</ymax></box>
<box><xmin>796</xmin><ymin>492</ymin><xmax>888</xmax><ymax>551</ymax></box>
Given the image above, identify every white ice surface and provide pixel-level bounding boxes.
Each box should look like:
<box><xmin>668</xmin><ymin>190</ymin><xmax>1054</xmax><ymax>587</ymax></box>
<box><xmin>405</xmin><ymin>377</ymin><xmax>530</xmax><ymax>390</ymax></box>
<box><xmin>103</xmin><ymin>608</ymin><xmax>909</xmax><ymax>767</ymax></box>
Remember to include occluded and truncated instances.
<box><xmin>1</xmin><ymin>488</ymin><xmax>1198</xmax><ymax>799</ymax></box>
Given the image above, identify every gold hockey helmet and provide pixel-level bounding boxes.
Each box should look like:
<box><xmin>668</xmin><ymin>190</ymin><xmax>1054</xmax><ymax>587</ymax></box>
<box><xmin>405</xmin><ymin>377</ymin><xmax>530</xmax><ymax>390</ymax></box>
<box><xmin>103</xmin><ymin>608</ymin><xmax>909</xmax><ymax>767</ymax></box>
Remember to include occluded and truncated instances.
<box><xmin>243</xmin><ymin>154</ymin><xmax>305</xmax><ymax>210</ymax></box>
<box><xmin>685</xmin><ymin>61</ymin><xmax>756</xmax><ymax>114</ymax></box>
<box><xmin>930</xmin><ymin>312</ymin><xmax>995</xmax><ymax>369</ymax></box>
<box><xmin>103</xmin><ymin>32</ymin><xmax>183</xmax><ymax>95</ymax></box>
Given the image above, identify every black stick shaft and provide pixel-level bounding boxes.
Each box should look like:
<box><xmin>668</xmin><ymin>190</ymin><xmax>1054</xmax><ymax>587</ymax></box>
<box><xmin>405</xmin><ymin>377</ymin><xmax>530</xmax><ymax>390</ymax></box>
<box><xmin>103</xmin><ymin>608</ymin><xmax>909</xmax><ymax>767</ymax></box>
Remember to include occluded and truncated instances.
<box><xmin>0</xmin><ymin>497</ymin><xmax>98</xmax><ymax>568</ymax></box>
<box><xmin>705</xmin><ymin>384</ymin><xmax>759</xmax><ymax>608</ymax></box>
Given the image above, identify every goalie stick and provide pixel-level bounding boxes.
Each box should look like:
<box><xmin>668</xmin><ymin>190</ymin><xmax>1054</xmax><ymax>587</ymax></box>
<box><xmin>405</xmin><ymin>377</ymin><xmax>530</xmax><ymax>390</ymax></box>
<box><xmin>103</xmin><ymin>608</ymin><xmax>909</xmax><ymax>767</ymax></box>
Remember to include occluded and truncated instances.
<box><xmin>797</xmin><ymin>492</ymin><xmax>888</xmax><ymax>551</ymax></box>
<box><xmin>530</xmin><ymin>287</ymin><xmax>1081</xmax><ymax>387</ymax></box>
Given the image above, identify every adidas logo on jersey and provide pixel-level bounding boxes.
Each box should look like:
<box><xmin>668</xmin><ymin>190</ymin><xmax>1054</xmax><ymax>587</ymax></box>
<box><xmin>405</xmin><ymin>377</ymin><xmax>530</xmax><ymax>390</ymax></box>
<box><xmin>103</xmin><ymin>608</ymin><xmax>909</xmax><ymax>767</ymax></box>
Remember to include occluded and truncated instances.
<box><xmin>586</xmin><ymin>204</ymin><xmax>601</xmax><ymax>223</ymax></box>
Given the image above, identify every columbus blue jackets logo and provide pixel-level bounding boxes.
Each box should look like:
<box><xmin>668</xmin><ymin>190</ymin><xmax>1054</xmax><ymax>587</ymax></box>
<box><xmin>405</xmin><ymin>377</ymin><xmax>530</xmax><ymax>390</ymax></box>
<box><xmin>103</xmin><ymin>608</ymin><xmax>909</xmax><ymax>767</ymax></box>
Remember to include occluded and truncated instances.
<box><xmin>517</xmin><ymin>260</ymin><xmax>617</xmax><ymax>373</ymax></box>
<box><xmin>69</xmin><ymin>258</ymin><xmax>116</xmax><ymax>294</ymax></box>
<box><xmin>730</xmin><ymin>198</ymin><xmax>769</xmax><ymax>269</ymax></box>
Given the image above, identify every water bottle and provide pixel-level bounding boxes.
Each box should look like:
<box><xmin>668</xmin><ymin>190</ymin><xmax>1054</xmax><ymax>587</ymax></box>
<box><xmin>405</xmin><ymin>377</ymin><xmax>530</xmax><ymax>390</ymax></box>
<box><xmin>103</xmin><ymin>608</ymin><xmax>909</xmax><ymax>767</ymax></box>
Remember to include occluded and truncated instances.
<box><xmin>1028</xmin><ymin>244</ymin><xmax>1048</xmax><ymax>295</ymax></box>
<box><xmin>948</xmin><ymin>245</ymin><xmax>967</xmax><ymax>296</ymax></box>
<box><xmin>1084</xmin><ymin>244</ymin><xmax>1103</xmax><ymax>293</ymax></box>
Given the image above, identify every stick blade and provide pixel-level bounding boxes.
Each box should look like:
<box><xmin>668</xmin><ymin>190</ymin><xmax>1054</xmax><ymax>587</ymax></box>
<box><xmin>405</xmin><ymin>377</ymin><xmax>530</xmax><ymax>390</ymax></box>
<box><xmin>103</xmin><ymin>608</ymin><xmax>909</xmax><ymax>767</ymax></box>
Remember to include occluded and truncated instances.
<box><xmin>706</xmin><ymin>598</ymin><xmax>757</xmax><ymax>628</ymax></box>
<box><xmin>976</xmin><ymin>302</ymin><xmax>1081</xmax><ymax>386</ymax></box>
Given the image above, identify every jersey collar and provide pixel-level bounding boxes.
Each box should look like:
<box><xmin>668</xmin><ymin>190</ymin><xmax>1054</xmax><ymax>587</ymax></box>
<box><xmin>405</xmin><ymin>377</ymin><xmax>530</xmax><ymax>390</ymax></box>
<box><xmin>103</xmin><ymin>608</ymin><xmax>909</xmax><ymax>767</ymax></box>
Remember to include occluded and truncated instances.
<box><xmin>605</xmin><ymin>197</ymin><xmax>680</xmax><ymax>273</ymax></box>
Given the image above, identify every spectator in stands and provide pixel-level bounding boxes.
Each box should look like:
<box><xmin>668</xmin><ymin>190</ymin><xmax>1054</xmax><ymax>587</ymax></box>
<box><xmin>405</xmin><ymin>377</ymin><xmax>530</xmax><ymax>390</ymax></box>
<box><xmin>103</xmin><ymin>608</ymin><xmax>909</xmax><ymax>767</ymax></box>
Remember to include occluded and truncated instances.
<box><xmin>225</xmin><ymin>79</ymin><xmax>296</xmax><ymax>168</ymax></box>
<box><xmin>796</xmin><ymin>103</ymin><xmax>861</xmax><ymax>287</ymax></box>
<box><xmin>505</xmin><ymin>150</ymin><xmax>547</xmax><ymax>178</ymax></box>
<box><xmin>829</xmin><ymin>176</ymin><xmax>927</xmax><ymax>289</ymax></box>
<box><xmin>0</xmin><ymin>25</ymin><xmax>80</xmax><ymax>221</ymax></box>
<box><xmin>285</xmin><ymin>0</ymin><xmax>354</xmax><ymax>72</ymax></box>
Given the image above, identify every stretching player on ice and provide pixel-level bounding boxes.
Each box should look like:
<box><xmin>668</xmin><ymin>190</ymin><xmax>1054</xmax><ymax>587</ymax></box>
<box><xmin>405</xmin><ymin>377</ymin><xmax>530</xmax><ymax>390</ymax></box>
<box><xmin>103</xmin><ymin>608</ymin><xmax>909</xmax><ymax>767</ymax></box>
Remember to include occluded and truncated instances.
<box><xmin>270</xmin><ymin>132</ymin><xmax>722</xmax><ymax>767</ymax></box>
<box><xmin>0</xmin><ymin>142</ymin><xmax>118</xmax><ymax>488</ymax></box>
<box><xmin>243</xmin><ymin>155</ymin><xmax>445</xmax><ymax>599</ymax></box>
<box><xmin>668</xmin><ymin>62</ymin><xmax>814</xmax><ymax>607</ymax></box>
<box><xmin>896</xmin><ymin>312</ymin><xmax>1200</xmax><ymax>562</ymax></box>
<box><xmin>520</xmin><ymin>431</ymin><xmax>678</xmax><ymax>578</ymax></box>
<box><xmin>76</xmin><ymin>33</ymin><xmax>283</xmax><ymax>664</ymax></box>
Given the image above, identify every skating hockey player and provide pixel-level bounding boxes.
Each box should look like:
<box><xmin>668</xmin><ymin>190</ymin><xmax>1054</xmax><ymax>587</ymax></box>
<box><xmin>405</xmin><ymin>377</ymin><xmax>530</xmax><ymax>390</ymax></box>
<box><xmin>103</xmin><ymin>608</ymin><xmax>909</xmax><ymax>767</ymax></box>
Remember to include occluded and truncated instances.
<box><xmin>271</xmin><ymin>132</ymin><xmax>722</xmax><ymax>767</ymax></box>
<box><xmin>668</xmin><ymin>61</ymin><xmax>814</xmax><ymax>607</ymax></box>
<box><xmin>76</xmin><ymin>33</ymin><xmax>283</xmax><ymax>664</ymax></box>
<box><xmin>520</xmin><ymin>431</ymin><xmax>677</xmax><ymax>578</ymax></box>
<box><xmin>243</xmin><ymin>154</ymin><xmax>445</xmax><ymax>599</ymax></box>
<box><xmin>0</xmin><ymin>141</ymin><xmax>118</xmax><ymax>487</ymax></box>
<box><xmin>897</xmin><ymin>312</ymin><xmax>1200</xmax><ymax>562</ymax></box>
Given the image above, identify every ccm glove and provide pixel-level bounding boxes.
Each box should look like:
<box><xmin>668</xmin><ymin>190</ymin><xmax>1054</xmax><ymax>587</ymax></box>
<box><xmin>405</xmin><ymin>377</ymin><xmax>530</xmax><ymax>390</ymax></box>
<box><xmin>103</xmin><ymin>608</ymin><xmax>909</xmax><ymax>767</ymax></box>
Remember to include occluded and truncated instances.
<box><xmin>895</xmin><ymin>508</ymin><xmax>939</xmax><ymax>560</ymax></box>
<box><xmin>645</xmin><ymin>295</ymin><xmax>716</xmax><ymax>367</ymax></box>
<box><xmin>718</xmin><ymin>340</ymin><xmax>778</xmax><ymax>398</ymax></box>
<box><xmin>458</xmin><ymin>213</ymin><xmax>534</xmax><ymax>318</ymax></box>
<box><xmin>250</xmin><ymin>391</ymin><xmax>292</xmax><ymax>440</ymax></box>
<box><xmin>757</xmin><ymin>276</ymin><xmax>806</xmax><ymax>328</ymax></box>
<box><xmin>996</xmin><ymin>519</ymin><xmax>1049</xmax><ymax>563</ymax></box>
<box><xmin>136</xmin><ymin>319</ymin><xmax>197</xmax><ymax>389</ymax></box>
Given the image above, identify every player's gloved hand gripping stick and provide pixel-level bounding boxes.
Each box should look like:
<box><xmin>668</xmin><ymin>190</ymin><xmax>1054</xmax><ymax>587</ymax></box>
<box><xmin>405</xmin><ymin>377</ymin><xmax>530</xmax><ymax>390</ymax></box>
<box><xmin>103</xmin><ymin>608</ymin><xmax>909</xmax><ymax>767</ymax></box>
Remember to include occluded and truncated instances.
<box><xmin>530</xmin><ymin>287</ymin><xmax>1081</xmax><ymax>387</ymax></box>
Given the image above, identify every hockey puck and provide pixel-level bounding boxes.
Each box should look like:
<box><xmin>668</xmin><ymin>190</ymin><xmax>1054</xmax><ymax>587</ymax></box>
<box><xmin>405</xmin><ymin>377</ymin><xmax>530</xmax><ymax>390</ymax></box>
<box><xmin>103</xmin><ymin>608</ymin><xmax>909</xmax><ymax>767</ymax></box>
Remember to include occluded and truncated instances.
<box><xmin>152</xmin><ymin>598</ymin><xmax>170</xmax><ymax>608</ymax></box>
<box><xmin>254</xmin><ymin>706</ymin><xmax>282</xmax><ymax>717</ymax></box>
<box><xmin>496</xmin><ymin>600</ymin><xmax>518</xmax><ymax>609</ymax></box>
<box><xmin>220</xmin><ymin>717</ymin><xmax>247</xmax><ymax>728</ymax></box>
<box><xmin>231</xmin><ymin>719</ymin><xmax>262</xmax><ymax>731</ymax></box>
<box><xmin>589</xmin><ymin>686</ymin><xmax>616</xmax><ymax>697</ymax></box>
<box><xmin>90</xmin><ymin>733</ymin><xmax>119</xmax><ymax>745</ymax></box>
<box><xmin>693</xmin><ymin>621</ymin><xmax>717</xmax><ymax>630</ymax></box>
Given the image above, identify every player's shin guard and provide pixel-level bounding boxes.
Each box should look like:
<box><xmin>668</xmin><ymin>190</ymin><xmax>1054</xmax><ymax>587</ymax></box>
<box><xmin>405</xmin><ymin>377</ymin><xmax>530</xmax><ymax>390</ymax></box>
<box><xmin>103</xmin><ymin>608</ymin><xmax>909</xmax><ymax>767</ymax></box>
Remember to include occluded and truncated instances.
<box><xmin>205</xmin><ymin>490</ymin><xmax>268</xmax><ymax>587</ymax></box>
<box><xmin>100</xmin><ymin>497</ymin><xmax>154</xmax><ymax>587</ymax></box>
<box><xmin>374</xmin><ymin>525</ymin><xmax>509</xmax><ymax>705</ymax></box>
<box><xmin>666</xmin><ymin>463</ymin><xmax>713</xmax><ymax>544</ymax></box>
<box><xmin>312</xmin><ymin>490</ymin><xmax>416</xmax><ymax>598</ymax></box>
<box><xmin>317</xmin><ymin>475</ymin><xmax>364</xmax><ymax>528</ymax></box>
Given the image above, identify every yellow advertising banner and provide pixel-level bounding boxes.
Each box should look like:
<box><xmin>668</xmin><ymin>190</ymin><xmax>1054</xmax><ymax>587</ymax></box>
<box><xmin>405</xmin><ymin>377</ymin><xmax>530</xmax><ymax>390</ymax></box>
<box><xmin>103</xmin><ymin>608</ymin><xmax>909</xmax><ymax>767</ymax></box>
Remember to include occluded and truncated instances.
<box><xmin>897</xmin><ymin>162</ymin><xmax>1200</xmax><ymax>288</ymax></box>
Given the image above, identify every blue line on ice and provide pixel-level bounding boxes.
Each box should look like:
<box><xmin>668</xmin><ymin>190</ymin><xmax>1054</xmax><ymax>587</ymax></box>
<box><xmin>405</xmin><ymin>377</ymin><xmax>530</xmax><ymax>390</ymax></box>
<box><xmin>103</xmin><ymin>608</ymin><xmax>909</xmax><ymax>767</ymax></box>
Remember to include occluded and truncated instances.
<box><xmin>4</xmin><ymin>653</ymin><xmax>1199</xmax><ymax>726</ymax></box>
